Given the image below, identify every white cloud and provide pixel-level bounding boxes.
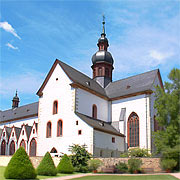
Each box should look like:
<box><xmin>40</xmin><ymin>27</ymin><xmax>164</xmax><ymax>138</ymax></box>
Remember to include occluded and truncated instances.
<box><xmin>0</xmin><ymin>21</ymin><xmax>21</xmax><ymax>39</ymax></box>
<box><xmin>0</xmin><ymin>71</ymin><xmax>44</xmax><ymax>96</ymax></box>
<box><xmin>149</xmin><ymin>50</ymin><xmax>174</xmax><ymax>61</ymax></box>
<box><xmin>6</xmin><ymin>43</ymin><xmax>18</xmax><ymax>50</ymax></box>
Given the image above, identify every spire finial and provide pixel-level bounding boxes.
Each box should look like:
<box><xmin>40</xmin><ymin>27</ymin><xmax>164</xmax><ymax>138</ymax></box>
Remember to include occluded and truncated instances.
<box><xmin>15</xmin><ymin>89</ymin><xmax>18</xmax><ymax>96</ymax></box>
<box><xmin>102</xmin><ymin>14</ymin><xmax>105</xmax><ymax>34</ymax></box>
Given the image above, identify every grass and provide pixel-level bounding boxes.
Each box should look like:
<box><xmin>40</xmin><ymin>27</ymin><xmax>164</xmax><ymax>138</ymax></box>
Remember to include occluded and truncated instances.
<box><xmin>0</xmin><ymin>166</ymin><xmax>78</xmax><ymax>180</ymax></box>
<box><xmin>73</xmin><ymin>175</ymin><xmax>179</xmax><ymax>180</ymax></box>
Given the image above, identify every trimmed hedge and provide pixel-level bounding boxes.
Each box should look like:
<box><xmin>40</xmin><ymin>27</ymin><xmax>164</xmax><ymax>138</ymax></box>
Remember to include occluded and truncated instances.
<box><xmin>4</xmin><ymin>147</ymin><xmax>37</xmax><ymax>179</ymax></box>
<box><xmin>37</xmin><ymin>152</ymin><xmax>57</xmax><ymax>176</ymax></box>
<box><xmin>57</xmin><ymin>154</ymin><xmax>74</xmax><ymax>174</ymax></box>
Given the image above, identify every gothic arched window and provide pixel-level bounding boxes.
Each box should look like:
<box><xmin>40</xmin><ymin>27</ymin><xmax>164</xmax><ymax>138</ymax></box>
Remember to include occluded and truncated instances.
<box><xmin>127</xmin><ymin>112</ymin><xmax>139</xmax><ymax>148</ymax></box>
<box><xmin>53</xmin><ymin>101</ymin><xmax>58</xmax><ymax>114</ymax></box>
<box><xmin>29</xmin><ymin>138</ymin><xmax>36</xmax><ymax>156</ymax></box>
<box><xmin>57</xmin><ymin>120</ymin><xmax>63</xmax><ymax>137</ymax></box>
<box><xmin>46</xmin><ymin>122</ymin><xmax>52</xmax><ymax>138</ymax></box>
<box><xmin>20</xmin><ymin>139</ymin><xmax>26</xmax><ymax>149</ymax></box>
<box><xmin>9</xmin><ymin>140</ymin><xmax>15</xmax><ymax>155</ymax></box>
<box><xmin>92</xmin><ymin>104</ymin><xmax>97</xmax><ymax>119</ymax></box>
<box><xmin>1</xmin><ymin>140</ymin><xmax>6</xmax><ymax>155</ymax></box>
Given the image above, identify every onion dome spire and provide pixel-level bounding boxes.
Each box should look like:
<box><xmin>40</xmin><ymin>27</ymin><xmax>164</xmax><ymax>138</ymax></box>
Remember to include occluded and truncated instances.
<box><xmin>12</xmin><ymin>90</ymin><xmax>20</xmax><ymax>108</ymax></box>
<box><xmin>91</xmin><ymin>15</ymin><xmax>114</xmax><ymax>88</ymax></box>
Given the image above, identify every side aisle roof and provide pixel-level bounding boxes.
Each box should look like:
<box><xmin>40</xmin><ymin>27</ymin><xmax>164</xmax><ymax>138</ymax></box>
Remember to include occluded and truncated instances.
<box><xmin>0</xmin><ymin>102</ymin><xmax>38</xmax><ymax>123</ymax></box>
<box><xmin>76</xmin><ymin>112</ymin><xmax>125</xmax><ymax>137</ymax></box>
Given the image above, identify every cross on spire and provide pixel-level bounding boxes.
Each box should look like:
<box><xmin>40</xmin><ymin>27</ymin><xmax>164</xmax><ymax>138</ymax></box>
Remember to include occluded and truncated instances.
<box><xmin>102</xmin><ymin>14</ymin><xmax>105</xmax><ymax>34</ymax></box>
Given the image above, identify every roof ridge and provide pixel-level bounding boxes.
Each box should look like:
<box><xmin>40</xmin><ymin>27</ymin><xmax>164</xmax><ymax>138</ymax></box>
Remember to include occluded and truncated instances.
<box><xmin>111</xmin><ymin>69</ymin><xmax>159</xmax><ymax>84</ymax></box>
<box><xmin>76</xmin><ymin>112</ymin><xmax>111</xmax><ymax>124</ymax></box>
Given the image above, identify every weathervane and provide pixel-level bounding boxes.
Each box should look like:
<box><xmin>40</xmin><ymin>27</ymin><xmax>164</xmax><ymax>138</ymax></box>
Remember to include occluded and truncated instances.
<box><xmin>102</xmin><ymin>14</ymin><xmax>105</xmax><ymax>34</ymax></box>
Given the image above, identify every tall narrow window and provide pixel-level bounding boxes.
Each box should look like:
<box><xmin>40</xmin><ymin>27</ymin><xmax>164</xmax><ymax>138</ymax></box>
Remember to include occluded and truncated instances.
<box><xmin>92</xmin><ymin>104</ymin><xmax>97</xmax><ymax>119</ymax></box>
<box><xmin>105</xmin><ymin>68</ymin><xmax>109</xmax><ymax>77</ymax></box>
<box><xmin>57</xmin><ymin>120</ymin><xmax>63</xmax><ymax>137</ymax></box>
<box><xmin>127</xmin><ymin>112</ymin><xmax>139</xmax><ymax>148</ymax></box>
<box><xmin>98</xmin><ymin>68</ymin><xmax>102</xmax><ymax>76</ymax></box>
<box><xmin>46</xmin><ymin>122</ymin><xmax>52</xmax><ymax>138</ymax></box>
<box><xmin>29</xmin><ymin>138</ymin><xmax>36</xmax><ymax>156</ymax></box>
<box><xmin>9</xmin><ymin>140</ymin><xmax>15</xmax><ymax>155</ymax></box>
<box><xmin>1</xmin><ymin>140</ymin><xmax>6</xmax><ymax>155</ymax></box>
<box><xmin>20</xmin><ymin>139</ymin><xmax>26</xmax><ymax>149</ymax></box>
<box><xmin>53</xmin><ymin>101</ymin><xmax>58</xmax><ymax>114</ymax></box>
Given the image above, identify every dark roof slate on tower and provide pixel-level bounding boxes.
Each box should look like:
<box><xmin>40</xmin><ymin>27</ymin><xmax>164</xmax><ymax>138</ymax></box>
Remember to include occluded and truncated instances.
<box><xmin>105</xmin><ymin>69</ymin><xmax>160</xmax><ymax>99</ymax></box>
<box><xmin>76</xmin><ymin>112</ymin><xmax>125</xmax><ymax>137</ymax></box>
<box><xmin>0</xmin><ymin>102</ymin><xmax>38</xmax><ymax>123</ymax></box>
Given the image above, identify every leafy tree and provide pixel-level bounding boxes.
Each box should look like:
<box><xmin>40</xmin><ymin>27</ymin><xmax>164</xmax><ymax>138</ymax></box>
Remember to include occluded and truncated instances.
<box><xmin>57</xmin><ymin>154</ymin><xmax>74</xmax><ymax>174</ymax></box>
<box><xmin>69</xmin><ymin>144</ymin><xmax>92</xmax><ymax>172</ymax></box>
<box><xmin>154</xmin><ymin>68</ymin><xmax>180</xmax><ymax>152</ymax></box>
<box><xmin>4</xmin><ymin>147</ymin><xmax>37</xmax><ymax>179</ymax></box>
<box><xmin>37</xmin><ymin>152</ymin><xmax>57</xmax><ymax>176</ymax></box>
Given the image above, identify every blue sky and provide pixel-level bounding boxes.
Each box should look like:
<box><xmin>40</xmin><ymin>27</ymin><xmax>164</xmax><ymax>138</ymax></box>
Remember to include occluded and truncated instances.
<box><xmin>0</xmin><ymin>0</ymin><xmax>180</xmax><ymax>110</ymax></box>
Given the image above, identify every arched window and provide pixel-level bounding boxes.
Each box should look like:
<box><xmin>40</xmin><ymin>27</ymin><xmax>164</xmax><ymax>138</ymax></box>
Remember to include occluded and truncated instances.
<box><xmin>92</xmin><ymin>104</ymin><xmax>97</xmax><ymax>119</ymax></box>
<box><xmin>46</xmin><ymin>122</ymin><xmax>52</xmax><ymax>138</ymax></box>
<box><xmin>9</xmin><ymin>140</ymin><xmax>15</xmax><ymax>155</ymax></box>
<box><xmin>57</xmin><ymin>120</ymin><xmax>63</xmax><ymax>137</ymax></box>
<box><xmin>53</xmin><ymin>101</ymin><xmax>58</xmax><ymax>114</ymax></box>
<box><xmin>1</xmin><ymin>140</ymin><xmax>6</xmax><ymax>155</ymax></box>
<box><xmin>29</xmin><ymin>138</ymin><xmax>36</xmax><ymax>156</ymax></box>
<box><xmin>50</xmin><ymin>147</ymin><xmax>57</xmax><ymax>153</ymax></box>
<box><xmin>20</xmin><ymin>139</ymin><xmax>26</xmax><ymax>149</ymax></box>
<box><xmin>127</xmin><ymin>112</ymin><xmax>139</xmax><ymax>148</ymax></box>
<box><xmin>105</xmin><ymin>68</ymin><xmax>109</xmax><ymax>77</ymax></box>
<box><xmin>98</xmin><ymin>68</ymin><xmax>102</xmax><ymax>76</ymax></box>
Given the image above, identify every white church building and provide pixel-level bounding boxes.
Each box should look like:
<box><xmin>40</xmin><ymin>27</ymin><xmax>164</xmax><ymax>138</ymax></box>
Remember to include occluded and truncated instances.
<box><xmin>0</xmin><ymin>20</ymin><xmax>163</xmax><ymax>157</ymax></box>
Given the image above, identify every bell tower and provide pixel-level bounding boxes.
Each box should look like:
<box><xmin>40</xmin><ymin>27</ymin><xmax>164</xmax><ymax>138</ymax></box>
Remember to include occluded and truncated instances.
<box><xmin>12</xmin><ymin>90</ymin><xmax>20</xmax><ymax>109</ymax></box>
<box><xmin>91</xmin><ymin>16</ymin><xmax>114</xmax><ymax>88</ymax></box>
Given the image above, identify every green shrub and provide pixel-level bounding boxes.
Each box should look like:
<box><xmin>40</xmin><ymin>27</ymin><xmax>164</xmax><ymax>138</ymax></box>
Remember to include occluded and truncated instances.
<box><xmin>120</xmin><ymin>148</ymin><xmax>151</xmax><ymax>158</ymax></box>
<box><xmin>128</xmin><ymin>158</ymin><xmax>142</xmax><ymax>173</ymax></box>
<box><xmin>161</xmin><ymin>159</ymin><xmax>177</xmax><ymax>171</ymax></box>
<box><xmin>116</xmin><ymin>162</ymin><xmax>128</xmax><ymax>173</ymax></box>
<box><xmin>69</xmin><ymin>144</ymin><xmax>92</xmax><ymax>172</ymax></box>
<box><xmin>4</xmin><ymin>147</ymin><xmax>37</xmax><ymax>179</ymax></box>
<box><xmin>57</xmin><ymin>154</ymin><xmax>74</xmax><ymax>174</ymax></box>
<box><xmin>162</xmin><ymin>145</ymin><xmax>180</xmax><ymax>170</ymax></box>
<box><xmin>88</xmin><ymin>159</ymin><xmax>103</xmax><ymax>171</ymax></box>
<box><xmin>37</xmin><ymin>152</ymin><xmax>57</xmax><ymax>176</ymax></box>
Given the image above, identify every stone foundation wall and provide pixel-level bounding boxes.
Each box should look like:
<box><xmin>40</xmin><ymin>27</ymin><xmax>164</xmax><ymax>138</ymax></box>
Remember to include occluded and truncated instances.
<box><xmin>0</xmin><ymin>156</ymin><xmax>162</xmax><ymax>172</ymax></box>
<box><xmin>0</xmin><ymin>156</ymin><xmax>60</xmax><ymax>168</ymax></box>
<box><xmin>97</xmin><ymin>158</ymin><xmax>162</xmax><ymax>172</ymax></box>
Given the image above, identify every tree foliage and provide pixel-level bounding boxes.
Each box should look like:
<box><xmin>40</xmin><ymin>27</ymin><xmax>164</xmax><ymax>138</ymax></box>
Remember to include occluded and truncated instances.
<box><xmin>4</xmin><ymin>147</ymin><xmax>37</xmax><ymax>179</ymax></box>
<box><xmin>36</xmin><ymin>152</ymin><xmax>57</xmax><ymax>176</ymax></box>
<box><xmin>154</xmin><ymin>68</ymin><xmax>180</xmax><ymax>152</ymax></box>
<box><xmin>57</xmin><ymin>154</ymin><xmax>74</xmax><ymax>174</ymax></box>
<box><xmin>69</xmin><ymin>144</ymin><xmax>92</xmax><ymax>172</ymax></box>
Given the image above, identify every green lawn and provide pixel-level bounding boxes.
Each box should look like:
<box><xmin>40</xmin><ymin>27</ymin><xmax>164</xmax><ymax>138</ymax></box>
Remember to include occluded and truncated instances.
<box><xmin>73</xmin><ymin>175</ymin><xmax>178</xmax><ymax>180</ymax></box>
<box><xmin>0</xmin><ymin>166</ymin><xmax>78</xmax><ymax>180</ymax></box>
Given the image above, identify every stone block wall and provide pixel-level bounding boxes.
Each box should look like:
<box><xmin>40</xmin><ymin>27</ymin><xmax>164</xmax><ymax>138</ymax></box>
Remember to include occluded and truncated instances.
<box><xmin>97</xmin><ymin>158</ymin><xmax>162</xmax><ymax>172</ymax></box>
<box><xmin>0</xmin><ymin>156</ymin><xmax>162</xmax><ymax>172</ymax></box>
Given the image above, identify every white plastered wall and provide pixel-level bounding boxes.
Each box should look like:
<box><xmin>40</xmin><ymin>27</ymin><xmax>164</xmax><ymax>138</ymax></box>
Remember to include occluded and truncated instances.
<box><xmin>94</xmin><ymin>130</ymin><xmax>125</xmax><ymax>152</ymax></box>
<box><xmin>112</xmin><ymin>94</ymin><xmax>151</xmax><ymax>150</ymax></box>
<box><xmin>76</xmin><ymin>88</ymin><xmax>109</xmax><ymax>122</ymax></box>
<box><xmin>37</xmin><ymin>64</ymin><xmax>93</xmax><ymax>156</ymax></box>
<box><xmin>0</xmin><ymin>116</ymin><xmax>38</xmax><ymax>129</ymax></box>
<box><xmin>18</xmin><ymin>125</ymin><xmax>28</xmax><ymax>153</ymax></box>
